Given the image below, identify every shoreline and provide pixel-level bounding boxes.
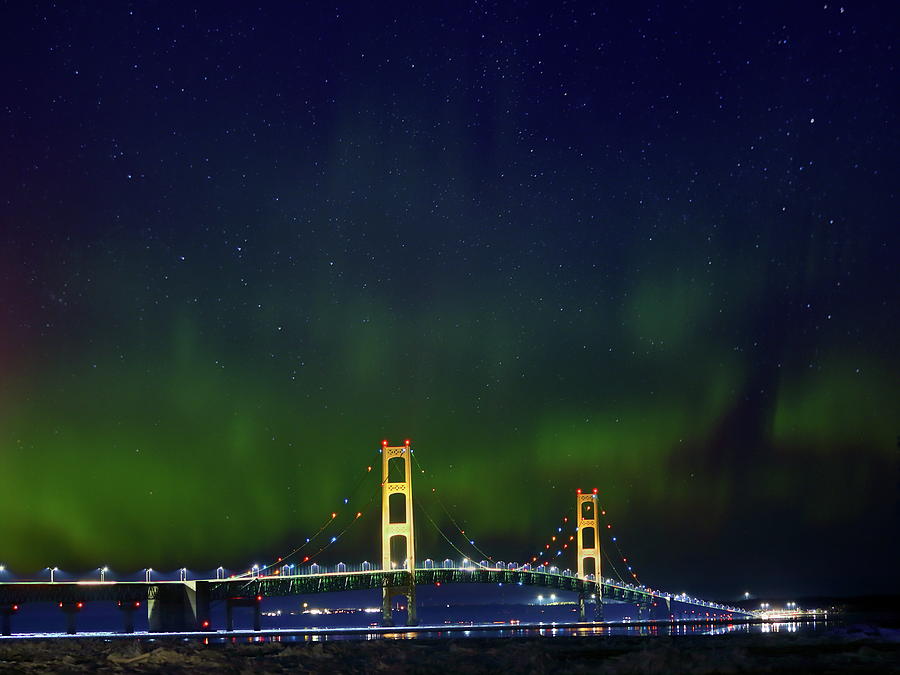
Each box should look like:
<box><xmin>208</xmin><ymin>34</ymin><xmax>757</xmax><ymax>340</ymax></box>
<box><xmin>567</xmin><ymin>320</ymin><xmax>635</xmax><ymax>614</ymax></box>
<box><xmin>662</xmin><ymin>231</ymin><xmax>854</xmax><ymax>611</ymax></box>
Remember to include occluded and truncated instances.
<box><xmin>0</xmin><ymin>623</ymin><xmax>896</xmax><ymax>673</ymax></box>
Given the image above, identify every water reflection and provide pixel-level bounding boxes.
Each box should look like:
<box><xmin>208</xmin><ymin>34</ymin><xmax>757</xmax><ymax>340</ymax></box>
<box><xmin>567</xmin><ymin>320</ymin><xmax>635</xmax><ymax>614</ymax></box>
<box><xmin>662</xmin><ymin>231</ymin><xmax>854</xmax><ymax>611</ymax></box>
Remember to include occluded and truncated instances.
<box><xmin>0</xmin><ymin>618</ymin><xmax>827</xmax><ymax>643</ymax></box>
<box><xmin>192</xmin><ymin>618</ymin><xmax>826</xmax><ymax>643</ymax></box>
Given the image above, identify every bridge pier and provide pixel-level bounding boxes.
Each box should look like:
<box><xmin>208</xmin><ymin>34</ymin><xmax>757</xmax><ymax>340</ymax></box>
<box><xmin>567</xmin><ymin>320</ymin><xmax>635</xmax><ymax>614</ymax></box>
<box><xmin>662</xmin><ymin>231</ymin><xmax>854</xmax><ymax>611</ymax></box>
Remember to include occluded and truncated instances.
<box><xmin>148</xmin><ymin>582</ymin><xmax>210</xmax><ymax>632</ymax></box>
<box><xmin>381</xmin><ymin>578</ymin><xmax>417</xmax><ymax>627</ymax></box>
<box><xmin>0</xmin><ymin>604</ymin><xmax>18</xmax><ymax>636</ymax></box>
<box><xmin>59</xmin><ymin>601</ymin><xmax>83</xmax><ymax>634</ymax></box>
<box><xmin>578</xmin><ymin>591</ymin><xmax>604</xmax><ymax>622</ymax></box>
<box><xmin>117</xmin><ymin>600</ymin><xmax>141</xmax><ymax>633</ymax></box>
<box><xmin>381</xmin><ymin>587</ymin><xmax>393</xmax><ymax>627</ymax></box>
<box><xmin>226</xmin><ymin>595</ymin><xmax>261</xmax><ymax>632</ymax></box>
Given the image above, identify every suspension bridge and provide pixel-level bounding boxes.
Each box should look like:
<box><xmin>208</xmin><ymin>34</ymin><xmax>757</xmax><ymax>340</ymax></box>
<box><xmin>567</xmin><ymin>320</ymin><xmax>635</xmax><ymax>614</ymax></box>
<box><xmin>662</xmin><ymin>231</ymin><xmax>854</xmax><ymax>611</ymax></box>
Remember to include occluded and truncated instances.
<box><xmin>0</xmin><ymin>441</ymin><xmax>754</xmax><ymax>635</ymax></box>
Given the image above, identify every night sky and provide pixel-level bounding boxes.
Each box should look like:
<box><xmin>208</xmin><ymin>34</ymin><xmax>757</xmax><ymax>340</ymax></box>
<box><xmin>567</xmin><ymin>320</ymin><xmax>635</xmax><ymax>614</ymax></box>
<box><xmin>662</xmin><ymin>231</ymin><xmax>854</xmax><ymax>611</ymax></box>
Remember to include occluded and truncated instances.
<box><xmin>2</xmin><ymin>3</ymin><xmax>897</xmax><ymax>599</ymax></box>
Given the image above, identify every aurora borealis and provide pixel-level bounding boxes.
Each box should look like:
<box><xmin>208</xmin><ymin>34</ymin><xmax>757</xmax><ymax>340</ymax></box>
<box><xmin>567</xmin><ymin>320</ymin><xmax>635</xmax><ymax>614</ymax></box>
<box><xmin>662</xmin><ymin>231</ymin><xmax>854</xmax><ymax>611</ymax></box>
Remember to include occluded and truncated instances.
<box><xmin>1</xmin><ymin>3</ymin><xmax>897</xmax><ymax>598</ymax></box>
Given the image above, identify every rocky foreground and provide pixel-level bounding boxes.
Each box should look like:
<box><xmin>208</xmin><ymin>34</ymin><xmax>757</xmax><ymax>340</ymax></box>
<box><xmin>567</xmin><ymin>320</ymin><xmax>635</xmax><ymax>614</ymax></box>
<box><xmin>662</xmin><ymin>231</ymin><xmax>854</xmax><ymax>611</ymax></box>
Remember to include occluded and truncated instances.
<box><xmin>0</xmin><ymin>626</ymin><xmax>898</xmax><ymax>673</ymax></box>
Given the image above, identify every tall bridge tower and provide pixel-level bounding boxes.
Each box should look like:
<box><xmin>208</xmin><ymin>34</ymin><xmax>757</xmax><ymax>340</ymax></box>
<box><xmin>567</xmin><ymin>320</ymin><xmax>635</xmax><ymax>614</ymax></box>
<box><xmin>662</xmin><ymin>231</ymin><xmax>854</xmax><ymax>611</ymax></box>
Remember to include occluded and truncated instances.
<box><xmin>380</xmin><ymin>439</ymin><xmax>417</xmax><ymax>626</ymax></box>
<box><xmin>577</xmin><ymin>488</ymin><xmax>603</xmax><ymax>620</ymax></box>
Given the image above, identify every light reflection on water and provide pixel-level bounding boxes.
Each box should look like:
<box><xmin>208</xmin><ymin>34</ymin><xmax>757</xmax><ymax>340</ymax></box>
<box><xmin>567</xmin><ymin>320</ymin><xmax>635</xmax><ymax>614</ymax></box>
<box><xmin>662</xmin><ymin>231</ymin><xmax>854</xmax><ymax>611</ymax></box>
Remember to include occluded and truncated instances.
<box><xmin>192</xmin><ymin>618</ymin><xmax>823</xmax><ymax>643</ymax></box>
<box><xmin>0</xmin><ymin>619</ymin><xmax>825</xmax><ymax>643</ymax></box>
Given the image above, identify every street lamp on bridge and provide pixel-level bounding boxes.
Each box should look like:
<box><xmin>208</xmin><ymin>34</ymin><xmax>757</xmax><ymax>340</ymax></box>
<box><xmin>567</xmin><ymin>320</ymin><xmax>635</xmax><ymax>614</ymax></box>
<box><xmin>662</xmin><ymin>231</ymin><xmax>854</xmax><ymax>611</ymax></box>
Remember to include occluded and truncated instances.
<box><xmin>145</xmin><ymin>568</ymin><xmax>152</xmax><ymax>583</ymax></box>
<box><xmin>100</xmin><ymin>566</ymin><xmax>109</xmax><ymax>582</ymax></box>
<box><xmin>50</xmin><ymin>567</ymin><xmax>59</xmax><ymax>583</ymax></box>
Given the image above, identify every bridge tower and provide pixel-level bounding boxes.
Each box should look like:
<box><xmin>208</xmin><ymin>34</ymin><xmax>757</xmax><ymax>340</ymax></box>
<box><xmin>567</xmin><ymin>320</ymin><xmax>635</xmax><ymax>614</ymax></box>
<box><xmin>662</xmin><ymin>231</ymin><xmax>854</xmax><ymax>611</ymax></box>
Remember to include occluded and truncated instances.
<box><xmin>577</xmin><ymin>488</ymin><xmax>603</xmax><ymax>621</ymax></box>
<box><xmin>381</xmin><ymin>439</ymin><xmax>417</xmax><ymax>626</ymax></box>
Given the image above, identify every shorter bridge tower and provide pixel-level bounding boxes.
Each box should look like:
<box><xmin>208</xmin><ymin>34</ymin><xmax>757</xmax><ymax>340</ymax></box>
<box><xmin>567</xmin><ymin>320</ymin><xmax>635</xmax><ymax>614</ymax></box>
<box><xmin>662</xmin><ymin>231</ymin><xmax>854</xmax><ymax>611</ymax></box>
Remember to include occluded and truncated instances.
<box><xmin>577</xmin><ymin>488</ymin><xmax>603</xmax><ymax>621</ymax></box>
<box><xmin>381</xmin><ymin>439</ymin><xmax>417</xmax><ymax>626</ymax></box>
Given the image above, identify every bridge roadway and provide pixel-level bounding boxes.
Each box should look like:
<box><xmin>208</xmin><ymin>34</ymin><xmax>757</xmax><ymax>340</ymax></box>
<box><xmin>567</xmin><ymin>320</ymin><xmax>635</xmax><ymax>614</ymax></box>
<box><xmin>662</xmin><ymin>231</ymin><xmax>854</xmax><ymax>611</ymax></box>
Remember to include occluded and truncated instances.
<box><xmin>0</xmin><ymin>565</ymin><xmax>754</xmax><ymax>634</ymax></box>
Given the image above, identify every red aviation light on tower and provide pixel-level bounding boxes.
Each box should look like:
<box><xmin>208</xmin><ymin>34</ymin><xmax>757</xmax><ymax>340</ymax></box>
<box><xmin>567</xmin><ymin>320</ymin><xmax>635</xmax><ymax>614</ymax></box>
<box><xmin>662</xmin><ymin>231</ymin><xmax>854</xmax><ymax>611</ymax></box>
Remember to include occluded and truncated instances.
<box><xmin>576</xmin><ymin>488</ymin><xmax>582</xmax><ymax>494</ymax></box>
<box><xmin>404</xmin><ymin>439</ymin><xmax>410</xmax><ymax>446</ymax></box>
<box><xmin>382</xmin><ymin>439</ymin><xmax>389</xmax><ymax>447</ymax></box>
<box><xmin>592</xmin><ymin>488</ymin><xmax>598</xmax><ymax>494</ymax></box>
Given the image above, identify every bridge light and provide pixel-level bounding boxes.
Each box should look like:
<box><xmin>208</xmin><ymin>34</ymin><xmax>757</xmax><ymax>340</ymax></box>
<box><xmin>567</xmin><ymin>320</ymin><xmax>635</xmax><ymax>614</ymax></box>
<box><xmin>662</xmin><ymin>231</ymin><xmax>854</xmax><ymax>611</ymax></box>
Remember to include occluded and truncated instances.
<box><xmin>202</xmin><ymin>620</ymin><xmax>210</xmax><ymax>628</ymax></box>
<box><xmin>11</xmin><ymin>605</ymin><xmax>17</xmax><ymax>612</ymax></box>
<box><xmin>367</xmin><ymin>466</ymin><xmax>372</xmax><ymax>472</ymax></box>
<box><xmin>592</xmin><ymin>488</ymin><xmax>598</xmax><ymax>494</ymax></box>
<box><xmin>256</xmin><ymin>595</ymin><xmax>262</xmax><ymax>602</ymax></box>
<box><xmin>404</xmin><ymin>439</ymin><xmax>410</xmax><ymax>446</ymax></box>
<box><xmin>331</xmin><ymin>512</ymin><xmax>337</xmax><ymax>519</ymax></box>
<box><xmin>356</xmin><ymin>512</ymin><xmax>362</xmax><ymax>518</ymax></box>
<box><xmin>76</xmin><ymin>602</ymin><xmax>83</xmax><ymax>609</ymax></box>
<box><xmin>382</xmin><ymin>439</ymin><xmax>388</xmax><ymax>446</ymax></box>
<box><xmin>576</xmin><ymin>488</ymin><xmax>582</xmax><ymax>494</ymax></box>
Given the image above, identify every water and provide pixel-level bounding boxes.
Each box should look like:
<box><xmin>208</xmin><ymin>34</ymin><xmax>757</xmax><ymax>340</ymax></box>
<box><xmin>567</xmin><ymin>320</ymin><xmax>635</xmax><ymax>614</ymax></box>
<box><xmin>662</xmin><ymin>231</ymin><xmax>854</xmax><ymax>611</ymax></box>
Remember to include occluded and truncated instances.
<box><xmin>197</xmin><ymin>617</ymin><xmax>830</xmax><ymax>642</ymax></box>
<box><xmin>0</xmin><ymin>619</ymin><xmax>832</xmax><ymax>641</ymax></box>
<box><xmin>0</xmin><ymin>586</ymin><xmax>862</xmax><ymax>642</ymax></box>
<box><xmin>0</xmin><ymin>603</ymin><xmax>832</xmax><ymax>642</ymax></box>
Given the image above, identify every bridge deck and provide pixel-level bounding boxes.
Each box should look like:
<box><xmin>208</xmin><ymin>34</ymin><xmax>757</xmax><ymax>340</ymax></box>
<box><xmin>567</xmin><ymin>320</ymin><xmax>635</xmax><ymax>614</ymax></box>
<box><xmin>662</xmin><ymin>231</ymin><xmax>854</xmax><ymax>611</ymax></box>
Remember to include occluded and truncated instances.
<box><xmin>0</xmin><ymin>569</ymin><xmax>752</xmax><ymax>617</ymax></box>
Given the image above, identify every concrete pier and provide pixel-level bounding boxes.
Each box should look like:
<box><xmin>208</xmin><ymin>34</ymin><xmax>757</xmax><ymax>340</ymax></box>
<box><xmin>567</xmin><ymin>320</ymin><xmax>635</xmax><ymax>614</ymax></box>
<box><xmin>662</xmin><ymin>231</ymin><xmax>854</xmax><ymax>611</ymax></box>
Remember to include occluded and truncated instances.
<box><xmin>226</xmin><ymin>595</ymin><xmax>261</xmax><ymax>631</ymax></box>
<box><xmin>58</xmin><ymin>601</ymin><xmax>83</xmax><ymax>634</ymax></box>
<box><xmin>147</xmin><ymin>582</ymin><xmax>210</xmax><ymax>632</ymax></box>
